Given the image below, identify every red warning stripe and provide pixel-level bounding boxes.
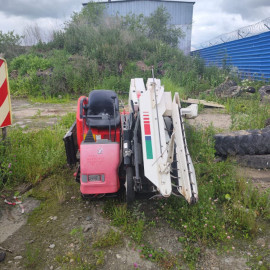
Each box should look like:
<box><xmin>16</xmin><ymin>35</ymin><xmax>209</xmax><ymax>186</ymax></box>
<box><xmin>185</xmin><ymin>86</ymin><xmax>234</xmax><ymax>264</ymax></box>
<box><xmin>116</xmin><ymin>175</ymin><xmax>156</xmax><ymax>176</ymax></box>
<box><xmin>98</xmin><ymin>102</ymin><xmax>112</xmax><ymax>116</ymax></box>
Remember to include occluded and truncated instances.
<box><xmin>2</xmin><ymin>111</ymin><xmax>11</xmax><ymax>127</ymax></box>
<box><xmin>143</xmin><ymin>117</ymin><xmax>151</xmax><ymax>135</ymax></box>
<box><xmin>0</xmin><ymin>58</ymin><xmax>12</xmax><ymax>128</ymax></box>
<box><xmin>144</xmin><ymin>124</ymin><xmax>151</xmax><ymax>135</ymax></box>
<box><xmin>0</xmin><ymin>79</ymin><xmax>8</xmax><ymax>106</ymax></box>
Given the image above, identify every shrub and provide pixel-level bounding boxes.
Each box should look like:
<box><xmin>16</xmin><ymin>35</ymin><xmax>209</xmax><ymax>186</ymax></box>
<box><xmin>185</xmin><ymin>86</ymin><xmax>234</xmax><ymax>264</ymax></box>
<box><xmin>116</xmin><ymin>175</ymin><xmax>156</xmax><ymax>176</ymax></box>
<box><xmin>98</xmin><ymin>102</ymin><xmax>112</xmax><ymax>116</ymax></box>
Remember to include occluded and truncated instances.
<box><xmin>0</xmin><ymin>30</ymin><xmax>24</xmax><ymax>60</ymax></box>
<box><xmin>7</xmin><ymin>2</ymin><xmax>228</xmax><ymax>98</ymax></box>
<box><xmin>145</xmin><ymin>7</ymin><xmax>183</xmax><ymax>47</ymax></box>
<box><xmin>9</xmin><ymin>54</ymin><xmax>51</xmax><ymax>76</ymax></box>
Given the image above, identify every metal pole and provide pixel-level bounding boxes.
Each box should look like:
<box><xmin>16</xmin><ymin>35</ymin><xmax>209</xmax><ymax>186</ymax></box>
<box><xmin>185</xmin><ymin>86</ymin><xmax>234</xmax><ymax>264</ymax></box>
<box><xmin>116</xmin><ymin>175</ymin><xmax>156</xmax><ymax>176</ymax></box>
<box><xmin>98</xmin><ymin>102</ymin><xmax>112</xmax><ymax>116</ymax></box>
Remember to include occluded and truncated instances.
<box><xmin>151</xmin><ymin>67</ymin><xmax>162</xmax><ymax>155</ymax></box>
<box><xmin>2</xmin><ymin>127</ymin><xmax>7</xmax><ymax>141</ymax></box>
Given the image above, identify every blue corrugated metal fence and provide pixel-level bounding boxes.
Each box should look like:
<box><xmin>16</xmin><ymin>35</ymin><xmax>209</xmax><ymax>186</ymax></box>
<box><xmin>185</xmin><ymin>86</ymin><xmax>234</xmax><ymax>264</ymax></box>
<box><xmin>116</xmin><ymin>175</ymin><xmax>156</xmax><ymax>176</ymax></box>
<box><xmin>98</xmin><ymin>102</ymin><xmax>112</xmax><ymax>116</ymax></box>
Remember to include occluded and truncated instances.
<box><xmin>192</xmin><ymin>31</ymin><xmax>270</xmax><ymax>80</ymax></box>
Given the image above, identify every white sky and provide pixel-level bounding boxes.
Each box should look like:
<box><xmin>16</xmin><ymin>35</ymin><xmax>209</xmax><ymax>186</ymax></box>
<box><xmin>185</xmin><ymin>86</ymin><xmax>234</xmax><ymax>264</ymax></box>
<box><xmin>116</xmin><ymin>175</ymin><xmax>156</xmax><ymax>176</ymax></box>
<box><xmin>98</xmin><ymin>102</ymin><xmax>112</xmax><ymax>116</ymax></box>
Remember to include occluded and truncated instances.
<box><xmin>0</xmin><ymin>0</ymin><xmax>269</xmax><ymax>49</ymax></box>
<box><xmin>192</xmin><ymin>0</ymin><xmax>270</xmax><ymax>49</ymax></box>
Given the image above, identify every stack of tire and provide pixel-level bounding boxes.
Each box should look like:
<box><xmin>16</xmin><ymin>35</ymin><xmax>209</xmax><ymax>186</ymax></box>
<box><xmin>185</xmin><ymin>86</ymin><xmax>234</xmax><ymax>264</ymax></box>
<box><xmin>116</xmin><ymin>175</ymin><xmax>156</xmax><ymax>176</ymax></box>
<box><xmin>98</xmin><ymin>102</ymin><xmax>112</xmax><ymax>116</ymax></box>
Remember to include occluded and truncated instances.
<box><xmin>214</xmin><ymin>126</ymin><xmax>270</xmax><ymax>169</ymax></box>
<box><xmin>214</xmin><ymin>85</ymin><xmax>270</xmax><ymax>169</ymax></box>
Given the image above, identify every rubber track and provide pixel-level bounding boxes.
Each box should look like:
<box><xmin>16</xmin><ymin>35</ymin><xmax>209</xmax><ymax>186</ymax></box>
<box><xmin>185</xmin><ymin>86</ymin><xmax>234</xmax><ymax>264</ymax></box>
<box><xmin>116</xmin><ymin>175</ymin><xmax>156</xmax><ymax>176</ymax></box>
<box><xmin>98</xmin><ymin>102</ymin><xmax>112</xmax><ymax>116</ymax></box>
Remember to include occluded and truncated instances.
<box><xmin>214</xmin><ymin>127</ymin><xmax>270</xmax><ymax>156</ymax></box>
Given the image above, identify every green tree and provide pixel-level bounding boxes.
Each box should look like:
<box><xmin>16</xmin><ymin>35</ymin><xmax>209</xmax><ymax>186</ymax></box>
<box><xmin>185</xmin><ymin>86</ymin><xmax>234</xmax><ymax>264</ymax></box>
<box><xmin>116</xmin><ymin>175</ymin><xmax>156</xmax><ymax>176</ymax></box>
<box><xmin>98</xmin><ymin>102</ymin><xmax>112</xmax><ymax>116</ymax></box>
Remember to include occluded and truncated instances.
<box><xmin>145</xmin><ymin>7</ymin><xmax>184</xmax><ymax>47</ymax></box>
<box><xmin>0</xmin><ymin>30</ymin><xmax>24</xmax><ymax>60</ymax></box>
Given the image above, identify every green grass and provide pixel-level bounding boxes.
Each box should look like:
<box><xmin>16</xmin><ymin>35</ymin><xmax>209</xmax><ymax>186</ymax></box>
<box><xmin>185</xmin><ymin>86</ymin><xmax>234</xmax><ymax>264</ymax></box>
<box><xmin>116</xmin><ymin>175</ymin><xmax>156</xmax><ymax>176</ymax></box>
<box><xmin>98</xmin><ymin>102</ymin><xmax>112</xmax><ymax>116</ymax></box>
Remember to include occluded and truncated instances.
<box><xmin>225</xmin><ymin>96</ymin><xmax>270</xmax><ymax>130</ymax></box>
<box><xmin>103</xmin><ymin>203</ymin><xmax>146</xmax><ymax>243</ymax></box>
<box><xmin>29</xmin><ymin>95</ymin><xmax>73</xmax><ymax>104</ymax></box>
<box><xmin>0</xmin><ymin>113</ymin><xmax>75</xmax><ymax>189</ymax></box>
<box><xmin>246</xmin><ymin>243</ymin><xmax>270</xmax><ymax>270</ymax></box>
<box><xmin>0</xmin><ymin>127</ymin><xmax>66</xmax><ymax>188</ymax></box>
<box><xmin>162</xmin><ymin>77</ymin><xmax>187</xmax><ymax>99</ymax></box>
<box><xmin>92</xmin><ymin>229</ymin><xmax>123</xmax><ymax>248</ymax></box>
<box><xmin>55</xmin><ymin>253</ymin><xmax>100</xmax><ymax>270</ymax></box>
<box><xmin>140</xmin><ymin>245</ymin><xmax>177</xmax><ymax>269</ymax></box>
<box><xmin>25</xmin><ymin>244</ymin><xmax>40</xmax><ymax>269</ymax></box>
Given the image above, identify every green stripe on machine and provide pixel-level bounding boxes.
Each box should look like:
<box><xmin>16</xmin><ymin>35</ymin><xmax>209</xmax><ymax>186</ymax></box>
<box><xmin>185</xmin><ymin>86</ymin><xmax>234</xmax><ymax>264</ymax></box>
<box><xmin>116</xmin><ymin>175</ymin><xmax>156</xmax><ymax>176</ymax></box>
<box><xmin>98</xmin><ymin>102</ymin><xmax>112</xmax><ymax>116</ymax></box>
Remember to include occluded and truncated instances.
<box><xmin>145</xmin><ymin>139</ymin><xmax>153</xmax><ymax>159</ymax></box>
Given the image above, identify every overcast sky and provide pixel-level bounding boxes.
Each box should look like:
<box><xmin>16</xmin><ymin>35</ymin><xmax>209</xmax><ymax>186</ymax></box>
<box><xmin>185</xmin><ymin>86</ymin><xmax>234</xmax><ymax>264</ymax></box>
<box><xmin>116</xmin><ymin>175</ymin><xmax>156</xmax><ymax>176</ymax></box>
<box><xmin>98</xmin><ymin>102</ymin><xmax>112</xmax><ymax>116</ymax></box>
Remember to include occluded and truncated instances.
<box><xmin>0</xmin><ymin>0</ymin><xmax>269</xmax><ymax>49</ymax></box>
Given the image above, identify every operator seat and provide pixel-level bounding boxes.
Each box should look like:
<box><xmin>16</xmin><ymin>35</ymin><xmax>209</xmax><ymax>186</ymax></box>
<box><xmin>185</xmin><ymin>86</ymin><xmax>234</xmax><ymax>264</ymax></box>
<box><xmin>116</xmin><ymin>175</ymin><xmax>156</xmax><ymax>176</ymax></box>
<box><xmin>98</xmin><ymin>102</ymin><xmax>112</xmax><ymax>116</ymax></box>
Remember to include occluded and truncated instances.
<box><xmin>86</xmin><ymin>90</ymin><xmax>120</xmax><ymax>128</ymax></box>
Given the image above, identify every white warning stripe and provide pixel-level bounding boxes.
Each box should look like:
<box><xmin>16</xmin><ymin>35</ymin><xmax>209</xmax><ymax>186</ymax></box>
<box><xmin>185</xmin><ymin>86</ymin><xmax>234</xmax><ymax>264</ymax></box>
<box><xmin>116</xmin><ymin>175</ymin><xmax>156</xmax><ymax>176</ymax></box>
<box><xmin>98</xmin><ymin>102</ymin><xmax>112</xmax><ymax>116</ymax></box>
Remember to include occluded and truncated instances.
<box><xmin>0</xmin><ymin>62</ymin><xmax>6</xmax><ymax>89</ymax></box>
<box><xmin>0</xmin><ymin>96</ymin><xmax>9</xmax><ymax>126</ymax></box>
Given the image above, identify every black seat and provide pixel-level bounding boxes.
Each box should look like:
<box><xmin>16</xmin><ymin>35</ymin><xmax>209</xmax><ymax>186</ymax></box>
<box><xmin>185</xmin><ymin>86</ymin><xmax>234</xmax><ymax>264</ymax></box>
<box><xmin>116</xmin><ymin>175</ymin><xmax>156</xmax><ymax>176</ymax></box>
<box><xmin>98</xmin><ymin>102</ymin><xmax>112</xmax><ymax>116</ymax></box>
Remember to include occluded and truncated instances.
<box><xmin>86</xmin><ymin>90</ymin><xmax>120</xmax><ymax>128</ymax></box>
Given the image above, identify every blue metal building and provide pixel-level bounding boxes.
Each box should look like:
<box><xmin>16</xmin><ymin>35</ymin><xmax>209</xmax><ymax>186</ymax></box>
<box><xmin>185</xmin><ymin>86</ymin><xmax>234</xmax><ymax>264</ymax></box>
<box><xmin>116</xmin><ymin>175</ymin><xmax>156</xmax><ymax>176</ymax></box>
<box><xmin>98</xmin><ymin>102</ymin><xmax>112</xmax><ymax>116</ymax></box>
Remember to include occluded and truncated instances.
<box><xmin>83</xmin><ymin>0</ymin><xmax>195</xmax><ymax>54</ymax></box>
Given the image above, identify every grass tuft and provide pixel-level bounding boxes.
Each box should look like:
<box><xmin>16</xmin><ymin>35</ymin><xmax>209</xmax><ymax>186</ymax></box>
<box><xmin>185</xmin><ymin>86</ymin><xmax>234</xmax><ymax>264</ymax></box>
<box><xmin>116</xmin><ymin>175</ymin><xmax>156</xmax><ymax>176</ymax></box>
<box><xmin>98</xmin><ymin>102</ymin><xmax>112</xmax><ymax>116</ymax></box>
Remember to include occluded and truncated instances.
<box><xmin>92</xmin><ymin>229</ymin><xmax>123</xmax><ymax>248</ymax></box>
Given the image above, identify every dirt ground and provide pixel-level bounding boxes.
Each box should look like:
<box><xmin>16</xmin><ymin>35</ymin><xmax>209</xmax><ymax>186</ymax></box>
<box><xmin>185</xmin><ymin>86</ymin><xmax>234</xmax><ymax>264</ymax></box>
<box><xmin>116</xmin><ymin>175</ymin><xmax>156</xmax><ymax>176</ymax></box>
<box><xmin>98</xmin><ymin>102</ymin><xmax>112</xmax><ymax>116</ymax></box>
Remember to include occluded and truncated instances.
<box><xmin>11</xmin><ymin>99</ymin><xmax>77</xmax><ymax>130</ymax></box>
<box><xmin>236</xmin><ymin>167</ymin><xmax>270</xmax><ymax>191</ymax></box>
<box><xmin>0</xmin><ymin>99</ymin><xmax>269</xmax><ymax>269</ymax></box>
<box><xmin>1</xmin><ymin>189</ymin><xmax>262</xmax><ymax>270</ymax></box>
<box><xmin>186</xmin><ymin>108</ymin><xmax>232</xmax><ymax>132</ymax></box>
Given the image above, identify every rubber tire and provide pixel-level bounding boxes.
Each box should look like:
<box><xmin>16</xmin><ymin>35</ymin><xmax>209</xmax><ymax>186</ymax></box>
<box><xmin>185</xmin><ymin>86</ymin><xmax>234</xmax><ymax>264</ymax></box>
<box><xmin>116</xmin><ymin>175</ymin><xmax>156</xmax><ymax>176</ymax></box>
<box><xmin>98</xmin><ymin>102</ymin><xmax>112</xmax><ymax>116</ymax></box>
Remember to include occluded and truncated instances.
<box><xmin>81</xmin><ymin>193</ymin><xmax>87</xmax><ymax>200</ymax></box>
<box><xmin>214</xmin><ymin>127</ymin><xmax>270</xmax><ymax>156</ymax></box>
<box><xmin>126</xmin><ymin>167</ymin><xmax>135</xmax><ymax>205</ymax></box>
<box><xmin>0</xmin><ymin>252</ymin><xmax>6</xmax><ymax>262</ymax></box>
<box><xmin>235</xmin><ymin>155</ymin><xmax>270</xmax><ymax>169</ymax></box>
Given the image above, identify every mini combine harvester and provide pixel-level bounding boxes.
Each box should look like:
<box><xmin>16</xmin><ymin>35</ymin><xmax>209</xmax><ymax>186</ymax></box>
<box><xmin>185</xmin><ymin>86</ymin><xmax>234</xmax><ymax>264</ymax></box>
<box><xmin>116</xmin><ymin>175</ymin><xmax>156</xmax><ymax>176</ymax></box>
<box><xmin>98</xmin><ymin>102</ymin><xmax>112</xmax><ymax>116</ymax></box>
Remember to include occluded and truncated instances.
<box><xmin>64</xmin><ymin>77</ymin><xmax>198</xmax><ymax>204</ymax></box>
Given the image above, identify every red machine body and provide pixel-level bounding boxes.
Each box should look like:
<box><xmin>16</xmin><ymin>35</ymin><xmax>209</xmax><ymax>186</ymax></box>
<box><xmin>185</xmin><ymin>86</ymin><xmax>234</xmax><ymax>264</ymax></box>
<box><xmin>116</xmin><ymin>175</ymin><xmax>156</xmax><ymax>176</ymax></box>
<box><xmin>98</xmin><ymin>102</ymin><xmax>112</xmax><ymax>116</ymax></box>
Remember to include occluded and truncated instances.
<box><xmin>80</xmin><ymin>142</ymin><xmax>120</xmax><ymax>194</ymax></box>
<box><xmin>75</xmin><ymin>91</ymin><xmax>122</xmax><ymax>196</ymax></box>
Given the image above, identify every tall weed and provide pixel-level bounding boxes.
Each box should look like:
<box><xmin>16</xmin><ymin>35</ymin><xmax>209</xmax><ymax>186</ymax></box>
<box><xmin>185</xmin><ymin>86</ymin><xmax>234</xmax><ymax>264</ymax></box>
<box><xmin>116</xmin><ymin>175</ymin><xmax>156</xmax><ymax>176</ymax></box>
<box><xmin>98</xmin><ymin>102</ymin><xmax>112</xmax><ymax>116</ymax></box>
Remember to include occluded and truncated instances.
<box><xmin>0</xmin><ymin>113</ymin><xmax>75</xmax><ymax>189</ymax></box>
<box><xmin>226</xmin><ymin>97</ymin><xmax>270</xmax><ymax>130</ymax></box>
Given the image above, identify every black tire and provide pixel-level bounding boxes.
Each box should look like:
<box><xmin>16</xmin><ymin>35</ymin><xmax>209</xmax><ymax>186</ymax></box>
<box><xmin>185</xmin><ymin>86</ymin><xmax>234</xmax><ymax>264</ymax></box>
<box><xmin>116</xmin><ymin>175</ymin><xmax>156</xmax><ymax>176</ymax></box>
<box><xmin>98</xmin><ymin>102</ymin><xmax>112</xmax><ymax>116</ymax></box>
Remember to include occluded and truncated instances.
<box><xmin>235</xmin><ymin>155</ymin><xmax>270</xmax><ymax>169</ymax></box>
<box><xmin>81</xmin><ymin>193</ymin><xmax>87</xmax><ymax>200</ymax></box>
<box><xmin>214</xmin><ymin>127</ymin><xmax>270</xmax><ymax>156</ymax></box>
<box><xmin>0</xmin><ymin>252</ymin><xmax>6</xmax><ymax>262</ymax></box>
<box><xmin>126</xmin><ymin>167</ymin><xmax>135</xmax><ymax>205</ymax></box>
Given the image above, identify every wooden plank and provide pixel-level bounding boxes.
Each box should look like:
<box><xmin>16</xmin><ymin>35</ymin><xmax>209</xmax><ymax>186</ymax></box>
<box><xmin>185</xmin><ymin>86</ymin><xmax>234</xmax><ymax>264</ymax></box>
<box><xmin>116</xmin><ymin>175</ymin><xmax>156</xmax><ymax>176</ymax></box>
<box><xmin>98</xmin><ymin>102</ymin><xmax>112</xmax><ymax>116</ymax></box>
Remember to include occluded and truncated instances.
<box><xmin>181</xmin><ymin>98</ymin><xmax>225</xmax><ymax>109</ymax></box>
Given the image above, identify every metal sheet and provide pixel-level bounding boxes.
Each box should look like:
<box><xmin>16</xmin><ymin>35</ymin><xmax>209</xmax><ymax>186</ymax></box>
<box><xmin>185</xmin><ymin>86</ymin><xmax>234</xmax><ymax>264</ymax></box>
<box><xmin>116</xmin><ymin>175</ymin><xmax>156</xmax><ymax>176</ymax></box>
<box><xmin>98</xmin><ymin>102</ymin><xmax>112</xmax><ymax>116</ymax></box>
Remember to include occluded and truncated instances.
<box><xmin>100</xmin><ymin>0</ymin><xmax>194</xmax><ymax>54</ymax></box>
<box><xmin>104</xmin><ymin>1</ymin><xmax>193</xmax><ymax>25</ymax></box>
<box><xmin>192</xmin><ymin>31</ymin><xmax>270</xmax><ymax>80</ymax></box>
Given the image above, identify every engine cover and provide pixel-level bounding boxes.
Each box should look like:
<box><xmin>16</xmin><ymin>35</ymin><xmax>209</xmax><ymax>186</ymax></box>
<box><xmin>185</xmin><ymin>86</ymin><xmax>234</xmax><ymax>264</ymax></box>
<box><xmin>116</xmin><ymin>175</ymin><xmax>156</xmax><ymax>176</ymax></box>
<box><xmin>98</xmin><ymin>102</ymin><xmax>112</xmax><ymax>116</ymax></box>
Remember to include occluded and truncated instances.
<box><xmin>80</xmin><ymin>141</ymin><xmax>120</xmax><ymax>194</ymax></box>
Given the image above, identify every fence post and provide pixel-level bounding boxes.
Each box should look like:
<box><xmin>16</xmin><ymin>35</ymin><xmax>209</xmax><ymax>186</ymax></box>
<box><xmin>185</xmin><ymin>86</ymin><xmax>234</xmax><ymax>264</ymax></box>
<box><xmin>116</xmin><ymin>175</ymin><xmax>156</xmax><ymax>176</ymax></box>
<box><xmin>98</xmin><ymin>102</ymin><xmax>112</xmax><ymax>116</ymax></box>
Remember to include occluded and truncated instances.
<box><xmin>2</xmin><ymin>127</ymin><xmax>7</xmax><ymax>140</ymax></box>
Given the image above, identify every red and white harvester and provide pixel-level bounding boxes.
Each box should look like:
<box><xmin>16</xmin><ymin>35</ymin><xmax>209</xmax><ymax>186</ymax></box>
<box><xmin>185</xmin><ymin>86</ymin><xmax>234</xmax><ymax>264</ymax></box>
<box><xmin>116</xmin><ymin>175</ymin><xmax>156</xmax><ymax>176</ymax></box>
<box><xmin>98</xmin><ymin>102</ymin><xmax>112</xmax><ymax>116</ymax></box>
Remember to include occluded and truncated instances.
<box><xmin>64</xmin><ymin>77</ymin><xmax>198</xmax><ymax>204</ymax></box>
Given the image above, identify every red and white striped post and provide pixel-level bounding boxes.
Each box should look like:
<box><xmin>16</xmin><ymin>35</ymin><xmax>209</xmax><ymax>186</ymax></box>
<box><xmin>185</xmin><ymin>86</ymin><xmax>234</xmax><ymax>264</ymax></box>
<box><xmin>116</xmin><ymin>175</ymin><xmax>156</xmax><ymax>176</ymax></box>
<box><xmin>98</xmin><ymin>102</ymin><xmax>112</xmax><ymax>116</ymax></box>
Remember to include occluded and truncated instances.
<box><xmin>0</xmin><ymin>58</ymin><xmax>12</xmax><ymax>140</ymax></box>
